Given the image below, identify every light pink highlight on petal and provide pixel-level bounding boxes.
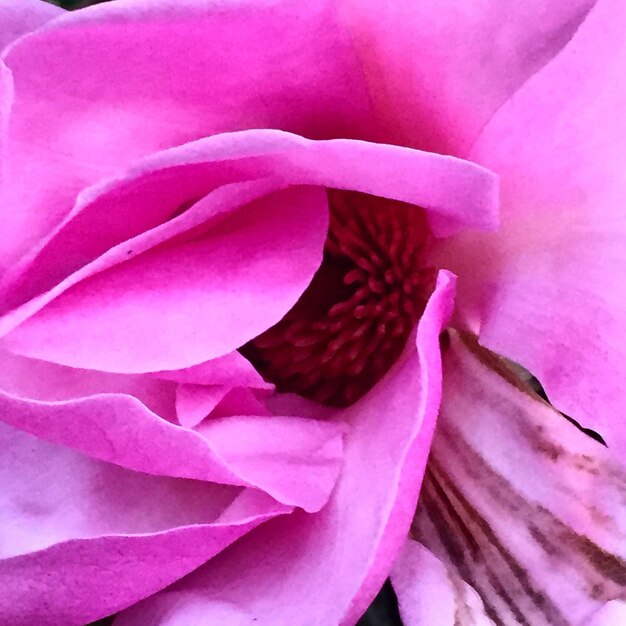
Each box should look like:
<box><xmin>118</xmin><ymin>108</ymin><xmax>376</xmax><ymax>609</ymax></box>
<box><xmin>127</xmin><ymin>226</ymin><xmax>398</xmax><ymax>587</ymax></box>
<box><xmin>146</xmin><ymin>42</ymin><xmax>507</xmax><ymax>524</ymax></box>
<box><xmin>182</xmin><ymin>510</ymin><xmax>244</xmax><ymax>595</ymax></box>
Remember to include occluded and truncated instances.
<box><xmin>0</xmin><ymin>422</ymin><xmax>289</xmax><ymax>625</ymax></box>
<box><xmin>0</xmin><ymin>363</ymin><xmax>344</xmax><ymax>512</ymax></box>
<box><xmin>391</xmin><ymin>539</ymin><xmax>494</xmax><ymax>626</ymax></box>
<box><xmin>0</xmin><ymin>0</ymin><xmax>63</xmax><ymax>53</ymax></box>
<box><xmin>113</xmin><ymin>271</ymin><xmax>455</xmax><ymax>626</ymax></box>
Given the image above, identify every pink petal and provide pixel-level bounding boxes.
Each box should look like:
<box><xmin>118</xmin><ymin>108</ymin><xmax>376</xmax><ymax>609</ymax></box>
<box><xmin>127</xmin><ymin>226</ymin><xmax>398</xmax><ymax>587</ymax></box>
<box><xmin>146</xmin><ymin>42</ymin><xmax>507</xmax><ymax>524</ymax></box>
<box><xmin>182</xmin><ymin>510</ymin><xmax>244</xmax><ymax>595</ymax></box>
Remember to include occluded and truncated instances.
<box><xmin>154</xmin><ymin>350</ymin><xmax>271</xmax><ymax>389</ymax></box>
<box><xmin>0</xmin><ymin>352</ymin><xmax>344</xmax><ymax>513</ymax></box>
<box><xmin>0</xmin><ymin>0</ymin><xmax>62</xmax><ymax>52</ymax></box>
<box><xmin>390</xmin><ymin>539</ymin><xmax>493</xmax><ymax>626</ymax></box>
<box><xmin>0</xmin><ymin>0</ymin><xmax>372</xmax><ymax>269</ymax></box>
<box><xmin>436</xmin><ymin>0</ymin><xmax>626</xmax><ymax>459</ymax></box>
<box><xmin>340</xmin><ymin>0</ymin><xmax>595</xmax><ymax>155</ymax></box>
<box><xmin>412</xmin><ymin>332</ymin><xmax>626</xmax><ymax>626</ymax></box>
<box><xmin>2</xmin><ymin>185</ymin><xmax>329</xmax><ymax>372</ymax></box>
<box><xmin>0</xmin><ymin>130</ymin><xmax>495</xmax><ymax>374</ymax></box>
<box><xmin>586</xmin><ymin>602</ymin><xmax>626</xmax><ymax>626</ymax></box>
<box><xmin>176</xmin><ymin>384</ymin><xmax>268</xmax><ymax>429</ymax></box>
<box><xmin>2</xmin><ymin>128</ymin><xmax>497</xmax><ymax>315</ymax></box>
<box><xmin>113</xmin><ymin>270</ymin><xmax>456</xmax><ymax>626</ymax></box>
<box><xmin>0</xmin><ymin>421</ymin><xmax>290</xmax><ymax>626</ymax></box>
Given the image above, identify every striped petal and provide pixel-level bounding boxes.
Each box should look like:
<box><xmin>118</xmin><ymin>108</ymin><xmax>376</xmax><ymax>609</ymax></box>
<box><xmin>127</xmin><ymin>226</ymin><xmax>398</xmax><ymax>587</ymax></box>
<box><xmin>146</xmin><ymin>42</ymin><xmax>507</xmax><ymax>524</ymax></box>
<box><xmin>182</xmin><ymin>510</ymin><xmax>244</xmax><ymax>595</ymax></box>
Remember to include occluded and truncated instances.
<box><xmin>411</xmin><ymin>332</ymin><xmax>626</xmax><ymax>626</ymax></box>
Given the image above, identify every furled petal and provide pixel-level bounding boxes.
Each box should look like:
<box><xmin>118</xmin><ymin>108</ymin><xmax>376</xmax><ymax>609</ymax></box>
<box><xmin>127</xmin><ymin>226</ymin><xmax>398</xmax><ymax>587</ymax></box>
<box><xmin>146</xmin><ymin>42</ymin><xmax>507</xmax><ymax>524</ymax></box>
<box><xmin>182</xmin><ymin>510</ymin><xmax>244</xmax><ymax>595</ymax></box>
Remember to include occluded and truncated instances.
<box><xmin>390</xmin><ymin>539</ymin><xmax>494</xmax><ymax>626</ymax></box>
<box><xmin>0</xmin><ymin>421</ymin><xmax>290</xmax><ymax>626</ymax></box>
<box><xmin>0</xmin><ymin>352</ymin><xmax>344</xmax><ymax>513</ymax></box>
<box><xmin>435</xmin><ymin>0</ymin><xmax>626</xmax><ymax>458</ymax></box>
<box><xmin>412</xmin><ymin>332</ymin><xmax>626</xmax><ymax>626</ymax></box>
<box><xmin>0</xmin><ymin>0</ymin><xmax>372</xmax><ymax>269</ymax></box>
<box><xmin>340</xmin><ymin>0</ymin><xmax>595</xmax><ymax>155</ymax></box>
<box><xmin>0</xmin><ymin>0</ymin><xmax>62</xmax><ymax>52</ymax></box>
<box><xmin>0</xmin><ymin>130</ymin><xmax>495</xmax><ymax>373</ymax></box>
<box><xmin>113</xmin><ymin>271</ymin><xmax>456</xmax><ymax>626</ymax></box>
<box><xmin>2</xmin><ymin>185</ymin><xmax>329</xmax><ymax>372</ymax></box>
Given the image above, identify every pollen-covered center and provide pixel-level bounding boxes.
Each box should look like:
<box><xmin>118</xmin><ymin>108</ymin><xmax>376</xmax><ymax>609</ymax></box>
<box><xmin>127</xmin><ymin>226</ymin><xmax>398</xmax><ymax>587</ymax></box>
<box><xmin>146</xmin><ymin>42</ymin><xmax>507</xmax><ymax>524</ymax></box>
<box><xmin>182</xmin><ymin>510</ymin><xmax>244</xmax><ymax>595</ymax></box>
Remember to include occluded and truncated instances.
<box><xmin>242</xmin><ymin>191</ymin><xmax>434</xmax><ymax>407</ymax></box>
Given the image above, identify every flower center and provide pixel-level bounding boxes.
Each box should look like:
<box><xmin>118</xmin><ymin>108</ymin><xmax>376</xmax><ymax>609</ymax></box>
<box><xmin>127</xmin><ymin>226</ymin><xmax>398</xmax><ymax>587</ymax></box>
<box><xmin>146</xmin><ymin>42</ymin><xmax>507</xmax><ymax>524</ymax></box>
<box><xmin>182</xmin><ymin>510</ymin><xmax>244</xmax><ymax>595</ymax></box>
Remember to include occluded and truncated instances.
<box><xmin>242</xmin><ymin>191</ymin><xmax>434</xmax><ymax>407</ymax></box>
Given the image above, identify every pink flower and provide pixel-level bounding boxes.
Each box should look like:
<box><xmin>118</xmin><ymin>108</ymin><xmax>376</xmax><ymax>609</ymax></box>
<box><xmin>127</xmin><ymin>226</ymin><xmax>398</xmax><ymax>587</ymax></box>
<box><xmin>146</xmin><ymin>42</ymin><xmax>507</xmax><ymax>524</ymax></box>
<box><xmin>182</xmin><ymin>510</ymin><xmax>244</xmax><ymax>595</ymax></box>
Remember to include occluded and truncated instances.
<box><xmin>1</xmin><ymin>1</ymin><xmax>625</xmax><ymax>625</ymax></box>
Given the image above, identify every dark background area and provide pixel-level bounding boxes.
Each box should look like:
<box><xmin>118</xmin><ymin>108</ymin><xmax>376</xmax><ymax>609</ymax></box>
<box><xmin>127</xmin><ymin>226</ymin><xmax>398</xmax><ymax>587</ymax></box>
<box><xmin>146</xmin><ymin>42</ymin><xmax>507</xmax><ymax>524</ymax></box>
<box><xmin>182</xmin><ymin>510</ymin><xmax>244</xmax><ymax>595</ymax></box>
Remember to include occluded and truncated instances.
<box><xmin>41</xmin><ymin>0</ymin><xmax>405</xmax><ymax>624</ymax></box>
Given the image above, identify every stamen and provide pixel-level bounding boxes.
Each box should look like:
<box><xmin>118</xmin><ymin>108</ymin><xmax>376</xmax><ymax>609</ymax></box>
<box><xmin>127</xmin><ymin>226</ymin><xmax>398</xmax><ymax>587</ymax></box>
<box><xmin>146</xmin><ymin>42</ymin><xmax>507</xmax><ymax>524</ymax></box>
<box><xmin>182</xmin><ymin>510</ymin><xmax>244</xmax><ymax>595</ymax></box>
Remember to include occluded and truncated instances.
<box><xmin>241</xmin><ymin>190</ymin><xmax>434</xmax><ymax>407</ymax></box>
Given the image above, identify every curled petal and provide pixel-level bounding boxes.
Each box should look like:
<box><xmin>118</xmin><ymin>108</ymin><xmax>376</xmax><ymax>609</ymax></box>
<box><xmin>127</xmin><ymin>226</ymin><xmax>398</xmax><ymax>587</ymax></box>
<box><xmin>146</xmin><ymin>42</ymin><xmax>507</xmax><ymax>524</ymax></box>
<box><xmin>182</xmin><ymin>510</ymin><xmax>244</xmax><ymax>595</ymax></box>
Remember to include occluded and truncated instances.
<box><xmin>340</xmin><ymin>0</ymin><xmax>596</xmax><ymax>154</ymax></box>
<box><xmin>0</xmin><ymin>352</ymin><xmax>344</xmax><ymax>513</ymax></box>
<box><xmin>112</xmin><ymin>271</ymin><xmax>456</xmax><ymax>626</ymax></box>
<box><xmin>0</xmin><ymin>0</ymin><xmax>372</xmax><ymax>269</ymax></box>
<box><xmin>0</xmin><ymin>0</ymin><xmax>62</xmax><ymax>52</ymax></box>
<box><xmin>436</xmin><ymin>0</ymin><xmax>626</xmax><ymax>458</ymax></box>
<box><xmin>412</xmin><ymin>332</ymin><xmax>626</xmax><ymax>626</ymax></box>
<box><xmin>0</xmin><ymin>421</ymin><xmax>290</xmax><ymax>626</ymax></box>
<box><xmin>391</xmin><ymin>539</ymin><xmax>494</xmax><ymax>626</ymax></box>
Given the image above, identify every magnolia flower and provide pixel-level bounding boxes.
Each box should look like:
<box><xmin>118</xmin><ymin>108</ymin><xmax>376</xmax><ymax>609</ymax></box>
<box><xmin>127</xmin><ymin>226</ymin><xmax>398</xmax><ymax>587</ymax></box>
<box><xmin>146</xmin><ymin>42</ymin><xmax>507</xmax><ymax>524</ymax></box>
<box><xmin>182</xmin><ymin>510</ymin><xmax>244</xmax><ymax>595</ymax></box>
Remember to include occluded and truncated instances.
<box><xmin>0</xmin><ymin>1</ymin><xmax>625</xmax><ymax>625</ymax></box>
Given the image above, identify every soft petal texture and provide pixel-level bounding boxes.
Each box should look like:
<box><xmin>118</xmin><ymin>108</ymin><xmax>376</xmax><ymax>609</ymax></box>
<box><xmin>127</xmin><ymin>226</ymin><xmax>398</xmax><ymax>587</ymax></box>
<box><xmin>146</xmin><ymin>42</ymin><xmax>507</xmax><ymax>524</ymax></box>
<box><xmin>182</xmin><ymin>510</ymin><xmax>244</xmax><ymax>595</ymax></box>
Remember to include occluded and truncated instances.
<box><xmin>0</xmin><ymin>130</ymin><xmax>495</xmax><ymax>373</ymax></box>
<box><xmin>0</xmin><ymin>0</ymin><xmax>372</xmax><ymax>269</ymax></box>
<box><xmin>0</xmin><ymin>353</ymin><xmax>344</xmax><ymax>513</ymax></box>
<box><xmin>2</xmin><ymin>185</ymin><xmax>329</xmax><ymax>372</ymax></box>
<box><xmin>390</xmin><ymin>539</ymin><xmax>493</xmax><ymax>626</ymax></box>
<box><xmin>1</xmin><ymin>128</ymin><xmax>497</xmax><ymax>314</ymax></box>
<box><xmin>435</xmin><ymin>0</ymin><xmax>626</xmax><ymax>458</ymax></box>
<box><xmin>586</xmin><ymin>602</ymin><xmax>626</xmax><ymax>626</ymax></box>
<box><xmin>0</xmin><ymin>0</ymin><xmax>62</xmax><ymax>52</ymax></box>
<box><xmin>412</xmin><ymin>332</ymin><xmax>626</xmax><ymax>626</ymax></box>
<box><xmin>113</xmin><ymin>271</ymin><xmax>455</xmax><ymax>626</ymax></box>
<box><xmin>0</xmin><ymin>421</ymin><xmax>290</xmax><ymax>626</ymax></box>
<box><xmin>340</xmin><ymin>0</ymin><xmax>596</xmax><ymax>154</ymax></box>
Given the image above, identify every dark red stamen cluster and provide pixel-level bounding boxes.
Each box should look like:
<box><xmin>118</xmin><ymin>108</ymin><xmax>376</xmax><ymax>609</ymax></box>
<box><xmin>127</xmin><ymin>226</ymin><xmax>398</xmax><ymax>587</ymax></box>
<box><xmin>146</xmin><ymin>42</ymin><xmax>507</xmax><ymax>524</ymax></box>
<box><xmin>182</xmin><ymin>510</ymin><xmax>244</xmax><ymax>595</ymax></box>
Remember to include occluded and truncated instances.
<box><xmin>242</xmin><ymin>191</ymin><xmax>434</xmax><ymax>407</ymax></box>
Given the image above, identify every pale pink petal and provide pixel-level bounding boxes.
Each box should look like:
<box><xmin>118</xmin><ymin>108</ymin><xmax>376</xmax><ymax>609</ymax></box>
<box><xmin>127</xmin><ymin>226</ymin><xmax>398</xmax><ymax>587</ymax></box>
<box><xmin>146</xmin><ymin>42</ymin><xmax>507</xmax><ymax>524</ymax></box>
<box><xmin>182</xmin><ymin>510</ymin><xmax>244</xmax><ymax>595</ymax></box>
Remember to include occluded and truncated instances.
<box><xmin>340</xmin><ymin>0</ymin><xmax>595</xmax><ymax>155</ymax></box>
<box><xmin>0</xmin><ymin>421</ymin><xmax>290</xmax><ymax>626</ymax></box>
<box><xmin>2</xmin><ymin>185</ymin><xmax>328</xmax><ymax>372</ymax></box>
<box><xmin>113</xmin><ymin>270</ymin><xmax>455</xmax><ymax>626</ymax></box>
<box><xmin>412</xmin><ymin>332</ymin><xmax>626</xmax><ymax>626</ymax></box>
<box><xmin>586</xmin><ymin>602</ymin><xmax>626</xmax><ymax>626</ymax></box>
<box><xmin>436</xmin><ymin>0</ymin><xmax>626</xmax><ymax>458</ymax></box>
<box><xmin>0</xmin><ymin>0</ymin><xmax>372</xmax><ymax>268</ymax></box>
<box><xmin>390</xmin><ymin>539</ymin><xmax>494</xmax><ymax>626</ymax></box>
<box><xmin>0</xmin><ymin>353</ymin><xmax>344</xmax><ymax>513</ymax></box>
<box><xmin>0</xmin><ymin>0</ymin><xmax>62</xmax><ymax>52</ymax></box>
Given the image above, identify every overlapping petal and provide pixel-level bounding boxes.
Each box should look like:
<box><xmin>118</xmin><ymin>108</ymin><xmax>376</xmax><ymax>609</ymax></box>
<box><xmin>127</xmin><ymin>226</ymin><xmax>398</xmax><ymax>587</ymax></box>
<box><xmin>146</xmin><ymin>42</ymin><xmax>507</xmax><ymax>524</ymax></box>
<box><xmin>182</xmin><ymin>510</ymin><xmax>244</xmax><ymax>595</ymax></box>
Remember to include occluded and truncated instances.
<box><xmin>411</xmin><ymin>332</ymin><xmax>626</xmax><ymax>625</ymax></box>
<box><xmin>435</xmin><ymin>0</ymin><xmax>626</xmax><ymax>458</ymax></box>
<box><xmin>390</xmin><ymin>539</ymin><xmax>493</xmax><ymax>626</ymax></box>
<box><xmin>340</xmin><ymin>0</ymin><xmax>596</xmax><ymax>155</ymax></box>
<box><xmin>0</xmin><ymin>421</ymin><xmax>290</xmax><ymax>626</ymax></box>
<box><xmin>0</xmin><ymin>351</ymin><xmax>344</xmax><ymax>513</ymax></box>
<box><xmin>0</xmin><ymin>130</ymin><xmax>496</xmax><ymax>374</ymax></box>
<box><xmin>112</xmin><ymin>270</ymin><xmax>455</xmax><ymax>626</ymax></box>
<box><xmin>0</xmin><ymin>0</ymin><xmax>373</xmax><ymax>270</ymax></box>
<box><xmin>0</xmin><ymin>0</ymin><xmax>62</xmax><ymax>52</ymax></box>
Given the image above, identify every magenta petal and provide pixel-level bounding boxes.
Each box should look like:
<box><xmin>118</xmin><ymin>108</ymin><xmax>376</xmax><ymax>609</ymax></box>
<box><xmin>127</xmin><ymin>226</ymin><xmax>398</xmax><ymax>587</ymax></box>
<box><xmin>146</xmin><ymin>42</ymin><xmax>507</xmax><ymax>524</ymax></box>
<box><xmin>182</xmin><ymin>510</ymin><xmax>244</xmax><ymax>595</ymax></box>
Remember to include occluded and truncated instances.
<box><xmin>0</xmin><ymin>421</ymin><xmax>289</xmax><ymax>625</ymax></box>
<box><xmin>0</xmin><ymin>353</ymin><xmax>343</xmax><ymax>512</ymax></box>
<box><xmin>0</xmin><ymin>0</ymin><xmax>62</xmax><ymax>52</ymax></box>
<box><xmin>341</xmin><ymin>0</ymin><xmax>595</xmax><ymax>155</ymax></box>
<box><xmin>0</xmin><ymin>0</ymin><xmax>371</xmax><ymax>269</ymax></box>
<box><xmin>113</xmin><ymin>271</ymin><xmax>456</xmax><ymax>626</ymax></box>
<box><xmin>587</xmin><ymin>602</ymin><xmax>626</xmax><ymax>626</ymax></box>
<box><xmin>391</xmin><ymin>539</ymin><xmax>493</xmax><ymax>626</ymax></box>
<box><xmin>2</xmin><ymin>185</ymin><xmax>329</xmax><ymax>372</ymax></box>
<box><xmin>438</xmin><ymin>0</ymin><xmax>626</xmax><ymax>458</ymax></box>
<box><xmin>413</xmin><ymin>332</ymin><xmax>626</xmax><ymax>625</ymax></box>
